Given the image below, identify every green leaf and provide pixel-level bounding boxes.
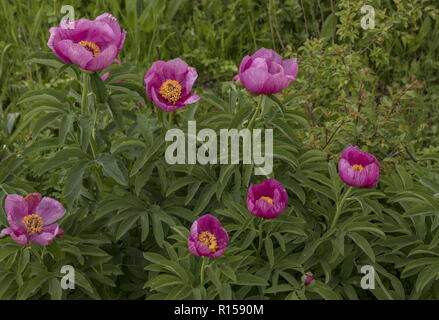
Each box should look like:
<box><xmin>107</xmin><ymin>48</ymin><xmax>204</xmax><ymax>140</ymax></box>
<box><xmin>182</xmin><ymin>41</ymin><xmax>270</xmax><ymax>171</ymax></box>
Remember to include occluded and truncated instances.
<box><xmin>234</xmin><ymin>273</ymin><xmax>268</xmax><ymax>286</ymax></box>
<box><xmin>140</xmin><ymin>213</ymin><xmax>150</xmax><ymax>242</ymax></box>
<box><xmin>48</xmin><ymin>278</ymin><xmax>62</xmax><ymax>300</ymax></box>
<box><xmin>145</xmin><ymin>274</ymin><xmax>183</xmax><ymax>290</ymax></box>
<box><xmin>415</xmin><ymin>260</ymin><xmax>439</xmax><ymax>293</ymax></box>
<box><xmin>26</xmin><ymin>52</ymin><xmax>64</xmax><ymax>69</ymax></box>
<box><xmin>265</xmin><ymin>237</ymin><xmax>275</xmax><ymax>268</ymax></box>
<box><xmin>347</xmin><ymin>232</ymin><xmax>375</xmax><ymax>262</ymax></box>
<box><xmin>90</xmin><ymin>72</ymin><xmax>108</xmax><ymax>103</ymax></box>
<box><xmin>96</xmin><ymin>153</ymin><xmax>128</xmax><ymax>186</ymax></box>
<box><xmin>151</xmin><ymin>213</ymin><xmax>164</xmax><ymax>248</ymax></box>
<box><xmin>59</xmin><ymin>113</ymin><xmax>73</xmax><ymax>144</ymax></box>
<box><xmin>307</xmin><ymin>281</ymin><xmax>341</xmax><ymax>300</ymax></box>
<box><xmin>0</xmin><ymin>247</ymin><xmax>19</xmax><ymax>263</ymax></box>
<box><xmin>17</xmin><ymin>274</ymin><xmax>51</xmax><ymax>300</ymax></box>
<box><xmin>63</xmin><ymin>160</ymin><xmax>89</xmax><ymax>209</ymax></box>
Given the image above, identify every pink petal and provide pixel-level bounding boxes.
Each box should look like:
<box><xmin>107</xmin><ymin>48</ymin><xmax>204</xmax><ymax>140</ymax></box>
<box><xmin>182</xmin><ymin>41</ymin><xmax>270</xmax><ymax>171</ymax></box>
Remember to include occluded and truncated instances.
<box><xmin>30</xmin><ymin>230</ymin><xmax>57</xmax><ymax>246</ymax></box>
<box><xmin>96</xmin><ymin>13</ymin><xmax>122</xmax><ymax>36</ymax></box>
<box><xmin>183</xmin><ymin>67</ymin><xmax>198</xmax><ymax>95</ymax></box>
<box><xmin>101</xmin><ymin>71</ymin><xmax>110</xmax><ymax>81</ymax></box>
<box><xmin>181</xmin><ymin>94</ymin><xmax>200</xmax><ymax>105</ymax></box>
<box><xmin>252</xmin><ymin>48</ymin><xmax>282</xmax><ymax>64</ymax></box>
<box><xmin>144</xmin><ymin>72</ymin><xmax>162</xmax><ymax>100</ymax></box>
<box><xmin>35</xmin><ymin>197</ymin><xmax>66</xmax><ymax>225</ymax></box>
<box><xmin>238</xmin><ymin>56</ymin><xmax>252</xmax><ymax>74</ymax></box>
<box><xmin>364</xmin><ymin>162</ymin><xmax>380</xmax><ymax>188</ymax></box>
<box><xmin>4</xmin><ymin>194</ymin><xmax>28</xmax><ymax>227</ymax></box>
<box><xmin>55</xmin><ymin>40</ymin><xmax>93</xmax><ymax>69</ymax></box>
<box><xmin>163</xmin><ymin>58</ymin><xmax>189</xmax><ymax>82</ymax></box>
<box><xmin>118</xmin><ymin>31</ymin><xmax>127</xmax><ymax>52</ymax></box>
<box><xmin>25</xmin><ymin>193</ymin><xmax>42</xmax><ymax>213</ymax></box>
<box><xmin>0</xmin><ymin>227</ymin><xmax>29</xmax><ymax>246</ymax></box>
<box><xmin>239</xmin><ymin>67</ymin><xmax>270</xmax><ymax>94</ymax></box>
<box><xmin>187</xmin><ymin>235</ymin><xmax>199</xmax><ymax>256</ymax></box>
<box><xmin>261</xmin><ymin>72</ymin><xmax>290</xmax><ymax>94</ymax></box>
<box><xmin>85</xmin><ymin>44</ymin><xmax>118</xmax><ymax>71</ymax></box>
<box><xmin>151</xmin><ymin>88</ymin><xmax>185</xmax><ymax>112</ymax></box>
<box><xmin>282</xmin><ymin>58</ymin><xmax>298</xmax><ymax>79</ymax></box>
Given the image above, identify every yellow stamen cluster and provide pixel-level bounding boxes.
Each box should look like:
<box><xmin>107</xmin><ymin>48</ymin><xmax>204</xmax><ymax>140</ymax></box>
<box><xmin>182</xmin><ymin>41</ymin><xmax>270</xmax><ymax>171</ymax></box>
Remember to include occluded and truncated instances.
<box><xmin>22</xmin><ymin>214</ymin><xmax>43</xmax><ymax>235</ymax></box>
<box><xmin>159</xmin><ymin>80</ymin><xmax>182</xmax><ymax>104</ymax></box>
<box><xmin>259</xmin><ymin>196</ymin><xmax>274</xmax><ymax>205</ymax></box>
<box><xmin>351</xmin><ymin>164</ymin><xmax>365</xmax><ymax>172</ymax></box>
<box><xmin>198</xmin><ymin>231</ymin><xmax>218</xmax><ymax>252</ymax></box>
<box><xmin>78</xmin><ymin>41</ymin><xmax>101</xmax><ymax>57</ymax></box>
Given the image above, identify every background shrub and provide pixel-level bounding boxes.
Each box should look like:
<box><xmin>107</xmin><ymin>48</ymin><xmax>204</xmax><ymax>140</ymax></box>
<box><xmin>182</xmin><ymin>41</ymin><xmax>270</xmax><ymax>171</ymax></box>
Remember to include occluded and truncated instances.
<box><xmin>0</xmin><ymin>0</ymin><xmax>438</xmax><ymax>300</ymax></box>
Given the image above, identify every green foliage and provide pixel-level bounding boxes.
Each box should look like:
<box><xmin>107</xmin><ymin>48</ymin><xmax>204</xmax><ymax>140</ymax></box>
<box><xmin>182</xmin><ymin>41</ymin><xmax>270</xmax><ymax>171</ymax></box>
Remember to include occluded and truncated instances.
<box><xmin>0</xmin><ymin>0</ymin><xmax>438</xmax><ymax>300</ymax></box>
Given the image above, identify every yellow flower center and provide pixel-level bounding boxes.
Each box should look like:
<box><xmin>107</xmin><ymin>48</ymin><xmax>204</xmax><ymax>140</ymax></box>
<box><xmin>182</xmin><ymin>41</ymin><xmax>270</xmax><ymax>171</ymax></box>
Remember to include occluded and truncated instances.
<box><xmin>198</xmin><ymin>231</ymin><xmax>218</xmax><ymax>252</ymax></box>
<box><xmin>351</xmin><ymin>164</ymin><xmax>364</xmax><ymax>172</ymax></box>
<box><xmin>159</xmin><ymin>80</ymin><xmax>182</xmax><ymax>104</ymax></box>
<box><xmin>22</xmin><ymin>214</ymin><xmax>43</xmax><ymax>235</ymax></box>
<box><xmin>78</xmin><ymin>41</ymin><xmax>101</xmax><ymax>57</ymax></box>
<box><xmin>259</xmin><ymin>196</ymin><xmax>273</xmax><ymax>205</ymax></box>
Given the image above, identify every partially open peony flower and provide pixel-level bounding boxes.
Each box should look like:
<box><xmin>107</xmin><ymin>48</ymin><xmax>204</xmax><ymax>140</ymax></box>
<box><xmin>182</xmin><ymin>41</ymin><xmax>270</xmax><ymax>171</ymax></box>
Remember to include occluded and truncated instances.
<box><xmin>246</xmin><ymin>178</ymin><xmax>289</xmax><ymax>219</ymax></box>
<box><xmin>48</xmin><ymin>13</ymin><xmax>126</xmax><ymax>71</ymax></box>
<box><xmin>0</xmin><ymin>193</ymin><xmax>65</xmax><ymax>246</ymax></box>
<box><xmin>233</xmin><ymin>48</ymin><xmax>298</xmax><ymax>95</ymax></box>
<box><xmin>338</xmin><ymin>146</ymin><xmax>380</xmax><ymax>189</ymax></box>
<box><xmin>303</xmin><ymin>273</ymin><xmax>315</xmax><ymax>286</ymax></box>
<box><xmin>187</xmin><ymin>214</ymin><xmax>228</xmax><ymax>258</ymax></box>
<box><xmin>144</xmin><ymin>58</ymin><xmax>200</xmax><ymax>112</ymax></box>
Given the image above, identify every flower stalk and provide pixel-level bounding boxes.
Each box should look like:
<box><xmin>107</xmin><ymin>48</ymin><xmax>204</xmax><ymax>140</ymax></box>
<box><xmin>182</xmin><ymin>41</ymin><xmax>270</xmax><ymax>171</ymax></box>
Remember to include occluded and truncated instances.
<box><xmin>330</xmin><ymin>186</ymin><xmax>353</xmax><ymax>230</ymax></box>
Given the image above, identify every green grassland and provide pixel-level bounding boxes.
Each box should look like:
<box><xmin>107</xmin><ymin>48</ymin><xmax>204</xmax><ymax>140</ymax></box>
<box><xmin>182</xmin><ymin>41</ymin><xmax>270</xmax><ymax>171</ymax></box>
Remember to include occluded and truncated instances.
<box><xmin>0</xmin><ymin>0</ymin><xmax>439</xmax><ymax>300</ymax></box>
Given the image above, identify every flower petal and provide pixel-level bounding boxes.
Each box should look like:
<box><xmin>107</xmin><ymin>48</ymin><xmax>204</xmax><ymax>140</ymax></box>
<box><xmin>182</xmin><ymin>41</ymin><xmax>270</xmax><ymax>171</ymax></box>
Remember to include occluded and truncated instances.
<box><xmin>181</xmin><ymin>94</ymin><xmax>200</xmax><ymax>105</ymax></box>
<box><xmin>338</xmin><ymin>158</ymin><xmax>369</xmax><ymax>187</ymax></box>
<box><xmin>281</xmin><ymin>58</ymin><xmax>298</xmax><ymax>79</ymax></box>
<box><xmin>85</xmin><ymin>44</ymin><xmax>118</xmax><ymax>71</ymax></box>
<box><xmin>4</xmin><ymin>194</ymin><xmax>28</xmax><ymax>227</ymax></box>
<box><xmin>163</xmin><ymin>58</ymin><xmax>189</xmax><ymax>82</ymax></box>
<box><xmin>261</xmin><ymin>71</ymin><xmax>291</xmax><ymax>95</ymax></box>
<box><xmin>24</xmin><ymin>193</ymin><xmax>42</xmax><ymax>214</ymax></box>
<box><xmin>35</xmin><ymin>197</ymin><xmax>66</xmax><ymax>225</ymax></box>
<box><xmin>55</xmin><ymin>39</ymin><xmax>93</xmax><ymax>69</ymax></box>
<box><xmin>0</xmin><ymin>227</ymin><xmax>28</xmax><ymax>246</ymax></box>
<box><xmin>364</xmin><ymin>162</ymin><xmax>380</xmax><ymax>188</ymax></box>
<box><xmin>96</xmin><ymin>13</ymin><xmax>122</xmax><ymax>36</ymax></box>
<box><xmin>29</xmin><ymin>227</ymin><xmax>58</xmax><ymax>246</ymax></box>
<box><xmin>239</xmin><ymin>67</ymin><xmax>270</xmax><ymax>94</ymax></box>
<box><xmin>151</xmin><ymin>87</ymin><xmax>184</xmax><ymax>112</ymax></box>
<box><xmin>252</xmin><ymin>48</ymin><xmax>282</xmax><ymax>64</ymax></box>
<box><xmin>182</xmin><ymin>67</ymin><xmax>198</xmax><ymax>95</ymax></box>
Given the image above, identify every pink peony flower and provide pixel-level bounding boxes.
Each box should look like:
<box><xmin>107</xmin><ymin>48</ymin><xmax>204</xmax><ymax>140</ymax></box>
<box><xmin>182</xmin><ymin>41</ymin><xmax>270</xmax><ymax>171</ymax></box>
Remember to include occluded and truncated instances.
<box><xmin>144</xmin><ymin>58</ymin><xmax>200</xmax><ymax>112</ymax></box>
<box><xmin>233</xmin><ymin>48</ymin><xmax>298</xmax><ymax>95</ymax></box>
<box><xmin>338</xmin><ymin>146</ymin><xmax>380</xmax><ymax>189</ymax></box>
<box><xmin>246</xmin><ymin>178</ymin><xmax>289</xmax><ymax>219</ymax></box>
<box><xmin>0</xmin><ymin>193</ymin><xmax>65</xmax><ymax>246</ymax></box>
<box><xmin>188</xmin><ymin>214</ymin><xmax>229</xmax><ymax>258</ymax></box>
<box><xmin>48</xmin><ymin>13</ymin><xmax>126</xmax><ymax>71</ymax></box>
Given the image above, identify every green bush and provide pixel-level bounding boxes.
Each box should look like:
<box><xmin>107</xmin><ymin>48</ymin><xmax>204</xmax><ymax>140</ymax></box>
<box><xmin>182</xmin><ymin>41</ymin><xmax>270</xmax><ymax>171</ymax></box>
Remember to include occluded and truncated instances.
<box><xmin>0</xmin><ymin>0</ymin><xmax>438</xmax><ymax>300</ymax></box>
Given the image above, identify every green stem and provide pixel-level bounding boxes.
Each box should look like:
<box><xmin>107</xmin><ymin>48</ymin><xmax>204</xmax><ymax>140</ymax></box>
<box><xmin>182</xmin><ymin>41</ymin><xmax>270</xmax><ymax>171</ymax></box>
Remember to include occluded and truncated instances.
<box><xmin>256</xmin><ymin>219</ymin><xmax>264</xmax><ymax>257</ymax></box>
<box><xmin>200</xmin><ymin>257</ymin><xmax>208</xmax><ymax>287</ymax></box>
<box><xmin>330</xmin><ymin>186</ymin><xmax>353</xmax><ymax>230</ymax></box>
<box><xmin>0</xmin><ymin>184</ymin><xmax>9</xmax><ymax>195</ymax></box>
<box><xmin>30</xmin><ymin>246</ymin><xmax>43</xmax><ymax>264</ymax></box>
<box><xmin>247</xmin><ymin>95</ymin><xmax>264</xmax><ymax>130</ymax></box>
<box><xmin>232</xmin><ymin>216</ymin><xmax>257</xmax><ymax>241</ymax></box>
